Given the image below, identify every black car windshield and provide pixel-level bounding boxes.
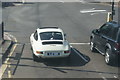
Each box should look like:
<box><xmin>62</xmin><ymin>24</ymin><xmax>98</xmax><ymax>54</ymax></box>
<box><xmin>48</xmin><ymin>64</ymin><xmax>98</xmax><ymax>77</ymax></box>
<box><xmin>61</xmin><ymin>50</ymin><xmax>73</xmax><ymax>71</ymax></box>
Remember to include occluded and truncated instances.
<box><xmin>40</xmin><ymin>32</ymin><xmax>63</xmax><ymax>40</ymax></box>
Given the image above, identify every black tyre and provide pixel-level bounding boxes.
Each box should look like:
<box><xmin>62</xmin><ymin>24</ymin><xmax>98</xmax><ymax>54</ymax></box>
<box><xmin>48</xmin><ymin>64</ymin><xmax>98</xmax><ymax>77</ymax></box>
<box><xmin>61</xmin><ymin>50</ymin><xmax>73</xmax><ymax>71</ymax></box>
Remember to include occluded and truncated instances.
<box><xmin>90</xmin><ymin>39</ymin><xmax>96</xmax><ymax>52</ymax></box>
<box><xmin>33</xmin><ymin>53</ymin><xmax>38</xmax><ymax>61</ymax></box>
<box><xmin>105</xmin><ymin>48</ymin><xmax>113</xmax><ymax>65</ymax></box>
<box><xmin>31</xmin><ymin>46</ymin><xmax>33</xmax><ymax>50</ymax></box>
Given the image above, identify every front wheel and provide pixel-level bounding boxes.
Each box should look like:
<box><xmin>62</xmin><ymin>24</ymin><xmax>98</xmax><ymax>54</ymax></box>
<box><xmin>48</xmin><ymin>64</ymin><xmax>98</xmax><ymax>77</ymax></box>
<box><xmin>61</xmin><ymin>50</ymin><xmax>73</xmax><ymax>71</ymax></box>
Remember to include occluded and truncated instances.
<box><xmin>90</xmin><ymin>39</ymin><xmax>96</xmax><ymax>52</ymax></box>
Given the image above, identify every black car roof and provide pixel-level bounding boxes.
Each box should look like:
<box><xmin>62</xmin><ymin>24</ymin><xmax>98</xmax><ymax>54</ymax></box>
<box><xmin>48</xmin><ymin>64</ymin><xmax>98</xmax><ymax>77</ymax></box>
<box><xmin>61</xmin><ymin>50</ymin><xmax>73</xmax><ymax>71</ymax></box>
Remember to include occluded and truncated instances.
<box><xmin>107</xmin><ymin>21</ymin><xmax>120</xmax><ymax>28</ymax></box>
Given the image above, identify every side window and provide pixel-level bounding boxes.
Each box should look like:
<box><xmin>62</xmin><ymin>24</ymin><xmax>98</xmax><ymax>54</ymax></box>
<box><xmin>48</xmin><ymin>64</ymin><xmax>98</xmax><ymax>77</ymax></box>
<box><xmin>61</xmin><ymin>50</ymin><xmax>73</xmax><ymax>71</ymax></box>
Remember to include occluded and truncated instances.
<box><xmin>99</xmin><ymin>24</ymin><xmax>112</xmax><ymax>37</ymax></box>
<box><xmin>34</xmin><ymin>30</ymin><xmax>38</xmax><ymax>41</ymax></box>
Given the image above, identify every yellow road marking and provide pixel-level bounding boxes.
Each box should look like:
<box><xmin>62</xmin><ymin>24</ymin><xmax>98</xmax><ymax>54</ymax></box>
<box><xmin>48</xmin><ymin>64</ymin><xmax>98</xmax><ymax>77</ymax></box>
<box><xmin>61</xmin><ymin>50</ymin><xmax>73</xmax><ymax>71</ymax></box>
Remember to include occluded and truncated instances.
<box><xmin>8</xmin><ymin>64</ymin><xmax>12</xmax><ymax>78</ymax></box>
<box><xmin>0</xmin><ymin>33</ymin><xmax>18</xmax><ymax>78</ymax></box>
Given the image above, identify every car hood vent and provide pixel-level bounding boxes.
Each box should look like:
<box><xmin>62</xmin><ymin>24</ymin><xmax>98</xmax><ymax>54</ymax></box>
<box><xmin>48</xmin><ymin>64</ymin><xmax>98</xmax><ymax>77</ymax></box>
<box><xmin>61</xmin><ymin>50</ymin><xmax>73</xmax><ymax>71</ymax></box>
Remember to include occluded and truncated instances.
<box><xmin>42</xmin><ymin>41</ymin><xmax>63</xmax><ymax>45</ymax></box>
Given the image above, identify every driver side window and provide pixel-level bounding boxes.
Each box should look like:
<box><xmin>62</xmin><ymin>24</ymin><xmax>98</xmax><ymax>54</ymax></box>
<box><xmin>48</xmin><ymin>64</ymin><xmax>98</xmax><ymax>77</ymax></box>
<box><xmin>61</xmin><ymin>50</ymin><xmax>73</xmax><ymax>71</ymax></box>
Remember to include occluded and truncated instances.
<box><xmin>34</xmin><ymin>30</ymin><xmax>38</xmax><ymax>41</ymax></box>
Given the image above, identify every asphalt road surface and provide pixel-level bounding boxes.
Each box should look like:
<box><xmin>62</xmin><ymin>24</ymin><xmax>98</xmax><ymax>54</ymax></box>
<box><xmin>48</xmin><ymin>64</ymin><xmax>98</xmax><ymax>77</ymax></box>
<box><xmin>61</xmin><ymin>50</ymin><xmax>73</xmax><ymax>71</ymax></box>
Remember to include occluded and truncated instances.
<box><xmin>2</xmin><ymin>2</ymin><xmax>120</xmax><ymax>79</ymax></box>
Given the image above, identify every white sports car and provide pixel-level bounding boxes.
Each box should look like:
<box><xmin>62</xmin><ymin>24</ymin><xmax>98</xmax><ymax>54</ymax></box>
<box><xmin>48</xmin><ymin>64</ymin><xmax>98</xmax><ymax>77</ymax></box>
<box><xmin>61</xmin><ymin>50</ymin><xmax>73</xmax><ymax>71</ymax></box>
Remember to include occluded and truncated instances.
<box><xmin>30</xmin><ymin>27</ymin><xmax>71</xmax><ymax>61</ymax></box>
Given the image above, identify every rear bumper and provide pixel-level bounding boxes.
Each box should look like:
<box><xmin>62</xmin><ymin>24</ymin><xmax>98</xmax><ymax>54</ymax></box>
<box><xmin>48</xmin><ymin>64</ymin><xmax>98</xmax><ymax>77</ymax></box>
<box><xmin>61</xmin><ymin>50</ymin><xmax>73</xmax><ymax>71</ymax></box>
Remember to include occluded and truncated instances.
<box><xmin>111</xmin><ymin>51</ymin><xmax>120</xmax><ymax>61</ymax></box>
<box><xmin>34</xmin><ymin>53</ymin><xmax>70</xmax><ymax>58</ymax></box>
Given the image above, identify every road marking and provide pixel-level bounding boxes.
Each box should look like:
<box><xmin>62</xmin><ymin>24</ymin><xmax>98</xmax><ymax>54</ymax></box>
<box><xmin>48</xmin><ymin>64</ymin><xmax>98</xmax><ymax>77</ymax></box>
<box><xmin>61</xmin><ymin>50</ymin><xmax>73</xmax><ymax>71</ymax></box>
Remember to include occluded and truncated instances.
<box><xmin>5</xmin><ymin>33</ymin><xmax>12</xmax><ymax>40</ymax></box>
<box><xmin>79</xmin><ymin>0</ymin><xmax>86</xmax><ymax>3</ymax></box>
<box><xmin>80</xmin><ymin>9</ymin><xmax>107</xmax><ymax>13</ymax></box>
<box><xmin>59</xmin><ymin>1</ymin><xmax>64</xmax><ymax>3</ymax></box>
<box><xmin>70</xmin><ymin>43</ymin><xmax>90</xmax><ymax>45</ymax></box>
<box><xmin>114</xmin><ymin>76</ymin><xmax>117</xmax><ymax>78</ymax></box>
<box><xmin>73</xmin><ymin>48</ymin><xmax>88</xmax><ymax>62</ymax></box>
<box><xmin>91</xmin><ymin>11</ymin><xmax>108</xmax><ymax>15</ymax></box>
<box><xmin>102</xmin><ymin>76</ymin><xmax>107</xmax><ymax>80</ymax></box>
<box><xmin>8</xmin><ymin>63</ymin><xmax>12</xmax><ymax>78</ymax></box>
<box><xmin>8</xmin><ymin>71</ymin><xmax>12</xmax><ymax>78</ymax></box>
<box><xmin>0</xmin><ymin>33</ymin><xmax>18</xmax><ymax>78</ymax></box>
<box><xmin>90</xmin><ymin>12</ymin><xmax>101</xmax><ymax>15</ymax></box>
<box><xmin>22</xmin><ymin>0</ymin><xmax>25</xmax><ymax>3</ymax></box>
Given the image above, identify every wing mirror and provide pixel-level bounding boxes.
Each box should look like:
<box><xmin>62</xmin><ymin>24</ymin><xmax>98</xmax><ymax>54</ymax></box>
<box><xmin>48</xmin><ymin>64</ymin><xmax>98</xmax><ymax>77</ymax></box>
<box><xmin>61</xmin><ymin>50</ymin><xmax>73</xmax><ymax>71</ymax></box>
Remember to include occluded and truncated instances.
<box><xmin>92</xmin><ymin>29</ymin><xmax>100</xmax><ymax>34</ymax></box>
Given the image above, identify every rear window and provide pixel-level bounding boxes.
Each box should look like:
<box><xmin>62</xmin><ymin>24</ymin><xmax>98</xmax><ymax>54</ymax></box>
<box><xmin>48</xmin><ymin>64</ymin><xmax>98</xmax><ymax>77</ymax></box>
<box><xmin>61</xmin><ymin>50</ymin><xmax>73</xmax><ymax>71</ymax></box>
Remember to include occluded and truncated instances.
<box><xmin>112</xmin><ymin>27</ymin><xmax>118</xmax><ymax>40</ymax></box>
<box><xmin>40</xmin><ymin>32</ymin><xmax>63</xmax><ymax>40</ymax></box>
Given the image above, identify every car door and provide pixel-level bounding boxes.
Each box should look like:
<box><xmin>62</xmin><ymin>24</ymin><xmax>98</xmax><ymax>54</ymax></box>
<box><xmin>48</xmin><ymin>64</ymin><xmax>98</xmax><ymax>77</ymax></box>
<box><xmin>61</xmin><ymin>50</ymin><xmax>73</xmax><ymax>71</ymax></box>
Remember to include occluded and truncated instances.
<box><xmin>98</xmin><ymin>24</ymin><xmax>112</xmax><ymax>54</ymax></box>
<box><xmin>92</xmin><ymin>24</ymin><xmax>106</xmax><ymax>51</ymax></box>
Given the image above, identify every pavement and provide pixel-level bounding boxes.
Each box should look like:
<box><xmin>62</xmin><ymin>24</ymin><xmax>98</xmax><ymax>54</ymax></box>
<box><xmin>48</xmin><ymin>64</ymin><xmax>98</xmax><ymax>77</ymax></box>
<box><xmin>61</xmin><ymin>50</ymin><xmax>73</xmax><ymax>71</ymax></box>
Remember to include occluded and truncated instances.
<box><xmin>0</xmin><ymin>33</ymin><xmax>13</xmax><ymax>67</ymax></box>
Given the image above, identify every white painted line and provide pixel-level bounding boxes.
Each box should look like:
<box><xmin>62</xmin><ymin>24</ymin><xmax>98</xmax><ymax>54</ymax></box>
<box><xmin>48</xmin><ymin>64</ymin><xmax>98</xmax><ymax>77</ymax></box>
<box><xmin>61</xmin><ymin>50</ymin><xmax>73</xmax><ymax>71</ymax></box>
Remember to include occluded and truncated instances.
<box><xmin>79</xmin><ymin>0</ymin><xmax>86</xmax><ymax>3</ymax></box>
<box><xmin>114</xmin><ymin>76</ymin><xmax>117</xmax><ymax>78</ymax></box>
<box><xmin>73</xmin><ymin>48</ymin><xmax>88</xmax><ymax>62</ymax></box>
<box><xmin>6</xmin><ymin>35</ymin><xmax>12</xmax><ymax>40</ymax></box>
<box><xmin>14</xmin><ymin>4</ymin><xmax>23</xmax><ymax>6</ymax></box>
<box><xmin>91</xmin><ymin>13</ymin><xmax>99</xmax><ymax>15</ymax></box>
<box><xmin>70</xmin><ymin>43</ymin><xmax>90</xmax><ymax>45</ymax></box>
<box><xmin>5</xmin><ymin>32</ymin><xmax>17</xmax><ymax>42</ymax></box>
<box><xmin>90</xmin><ymin>12</ymin><xmax>108</xmax><ymax>15</ymax></box>
<box><xmin>102</xmin><ymin>77</ymin><xmax>107</xmax><ymax>80</ymax></box>
<box><xmin>80</xmin><ymin>10</ymin><xmax>107</xmax><ymax>13</ymax></box>
<box><xmin>22</xmin><ymin>0</ymin><xmax>25</xmax><ymax>3</ymax></box>
<box><xmin>59</xmin><ymin>1</ymin><xmax>64</xmax><ymax>3</ymax></box>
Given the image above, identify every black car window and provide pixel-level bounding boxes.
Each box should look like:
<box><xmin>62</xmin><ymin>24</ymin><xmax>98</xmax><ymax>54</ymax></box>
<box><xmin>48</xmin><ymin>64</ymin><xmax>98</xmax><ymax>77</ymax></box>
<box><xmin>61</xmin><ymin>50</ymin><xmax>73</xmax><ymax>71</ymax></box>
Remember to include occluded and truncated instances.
<box><xmin>100</xmin><ymin>24</ymin><xmax>112</xmax><ymax>37</ymax></box>
<box><xmin>111</xmin><ymin>27</ymin><xmax>119</xmax><ymax>40</ymax></box>
<box><xmin>34</xmin><ymin>30</ymin><xmax>38</xmax><ymax>41</ymax></box>
<box><xmin>40</xmin><ymin>32</ymin><xmax>63</xmax><ymax>40</ymax></box>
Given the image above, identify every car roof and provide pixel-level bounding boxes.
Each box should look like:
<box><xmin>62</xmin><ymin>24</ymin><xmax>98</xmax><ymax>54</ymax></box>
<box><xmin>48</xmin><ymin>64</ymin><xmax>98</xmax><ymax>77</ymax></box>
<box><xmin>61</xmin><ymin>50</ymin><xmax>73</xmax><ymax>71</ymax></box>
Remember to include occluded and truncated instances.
<box><xmin>37</xmin><ymin>27</ymin><xmax>63</xmax><ymax>33</ymax></box>
<box><xmin>107</xmin><ymin>21</ymin><xmax>120</xmax><ymax>28</ymax></box>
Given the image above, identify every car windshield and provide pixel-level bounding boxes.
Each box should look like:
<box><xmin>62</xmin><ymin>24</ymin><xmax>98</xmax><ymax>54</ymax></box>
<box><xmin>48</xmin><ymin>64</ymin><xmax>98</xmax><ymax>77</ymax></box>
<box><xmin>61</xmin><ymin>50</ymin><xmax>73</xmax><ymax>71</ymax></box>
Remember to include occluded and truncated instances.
<box><xmin>40</xmin><ymin>32</ymin><xmax>63</xmax><ymax>40</ymax></box>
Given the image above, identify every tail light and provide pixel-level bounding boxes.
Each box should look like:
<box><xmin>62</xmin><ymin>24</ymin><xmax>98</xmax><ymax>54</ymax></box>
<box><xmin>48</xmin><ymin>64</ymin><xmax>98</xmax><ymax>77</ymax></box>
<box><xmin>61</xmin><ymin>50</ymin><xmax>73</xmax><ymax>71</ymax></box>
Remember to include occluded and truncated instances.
<box><xmin>36</xmin><ymin>51</ymin><xmax>43</xmax><ymax>54</ymax></box>
<box><xmin>115</xmin><ymin>43</ymin><xmax>120</xmax><ymax>49</ymax></box>
<box><xmin>64</xmin><ymin>50</ymin><xmax>70</xmax><ymax>53</ymax></box>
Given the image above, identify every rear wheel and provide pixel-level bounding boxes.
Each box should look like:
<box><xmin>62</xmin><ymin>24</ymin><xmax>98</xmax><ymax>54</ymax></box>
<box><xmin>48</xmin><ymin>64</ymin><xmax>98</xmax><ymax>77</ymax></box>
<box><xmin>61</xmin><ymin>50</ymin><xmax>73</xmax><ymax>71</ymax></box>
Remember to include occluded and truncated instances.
<box><xmin>33</xmin><ymin>53</ymin><xmax>38</xmax><ymax>61</ymax></box>
<box><xmin>31</xmin><ymin>46</ymin><xmax>33</xmax><ymax>50</ymax></box>
<box><xmin>105</xmin><ymin>48</ymin><xmax>113</xmax><ymax>65</ymax></box>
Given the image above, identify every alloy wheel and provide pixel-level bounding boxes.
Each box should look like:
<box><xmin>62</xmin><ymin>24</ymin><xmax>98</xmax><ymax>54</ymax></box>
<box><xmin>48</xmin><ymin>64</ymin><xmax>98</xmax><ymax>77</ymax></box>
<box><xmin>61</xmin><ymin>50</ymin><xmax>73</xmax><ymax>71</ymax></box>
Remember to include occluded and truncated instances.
<box><xmin>105</xmin><ymin>49</ymin><xmax>110</xmax><ymax>64</ymax></box>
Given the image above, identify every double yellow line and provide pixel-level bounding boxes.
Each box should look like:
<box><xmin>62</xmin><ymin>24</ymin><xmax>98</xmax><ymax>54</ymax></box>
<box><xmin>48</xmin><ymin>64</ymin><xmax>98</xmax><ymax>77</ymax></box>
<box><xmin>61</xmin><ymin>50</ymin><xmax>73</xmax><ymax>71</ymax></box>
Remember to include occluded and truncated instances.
<box><xmin>0</xmin><ymin>34</ymin><xmax>18</xmax><ymax>78</ymax></box>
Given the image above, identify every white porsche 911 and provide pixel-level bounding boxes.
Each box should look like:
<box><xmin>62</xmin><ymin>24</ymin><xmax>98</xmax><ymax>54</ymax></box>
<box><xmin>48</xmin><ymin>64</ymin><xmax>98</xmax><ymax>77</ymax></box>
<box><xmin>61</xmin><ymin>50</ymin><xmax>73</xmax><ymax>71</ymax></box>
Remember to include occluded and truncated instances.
<box><xmin>30</xmin><ymin>27</ymin><xmax>71</xmax><ymax>61</ymax></box>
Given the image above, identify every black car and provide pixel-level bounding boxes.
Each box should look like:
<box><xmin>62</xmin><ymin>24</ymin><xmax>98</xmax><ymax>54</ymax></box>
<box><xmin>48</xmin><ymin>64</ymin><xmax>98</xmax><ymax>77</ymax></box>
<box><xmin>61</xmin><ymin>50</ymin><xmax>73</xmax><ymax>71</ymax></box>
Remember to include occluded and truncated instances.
<box><xmin>90</xmin><ymin>21</ymin><xmax>120</xmax><ymax>65</ymax></box>
<box><xmin>2</xmin><ymin>2</ymin><xmax>14</xmax><ymax>8</ymax></box>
